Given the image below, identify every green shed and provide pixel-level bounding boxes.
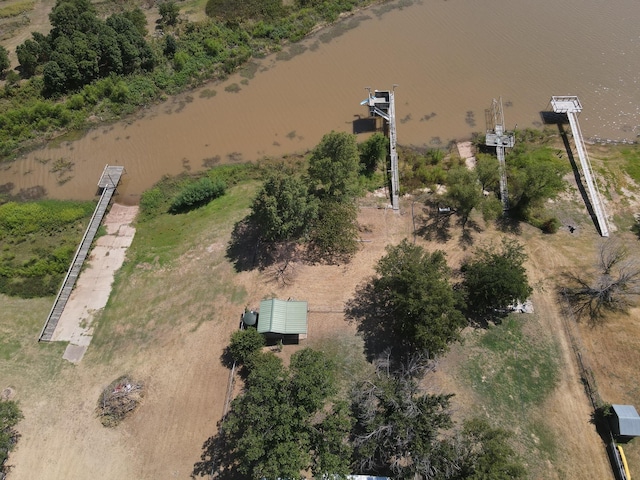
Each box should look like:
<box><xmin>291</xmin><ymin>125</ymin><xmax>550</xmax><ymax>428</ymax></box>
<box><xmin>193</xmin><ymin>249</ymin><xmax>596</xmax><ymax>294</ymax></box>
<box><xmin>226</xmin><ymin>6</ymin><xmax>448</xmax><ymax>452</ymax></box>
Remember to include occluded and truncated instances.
<box><xmin>257</xmin><ymin>298</ymin><xmax>308</xmax><ymax>335</ymax></box>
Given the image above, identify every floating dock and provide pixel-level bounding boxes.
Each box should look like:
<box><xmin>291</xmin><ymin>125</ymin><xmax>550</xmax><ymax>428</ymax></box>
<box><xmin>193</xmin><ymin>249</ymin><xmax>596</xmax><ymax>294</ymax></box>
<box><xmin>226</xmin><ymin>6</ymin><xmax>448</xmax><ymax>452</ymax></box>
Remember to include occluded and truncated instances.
<box><xmin>38</xmin><ymin>165</ymin><xmax>125</xmax><ymax>342</ymax></box>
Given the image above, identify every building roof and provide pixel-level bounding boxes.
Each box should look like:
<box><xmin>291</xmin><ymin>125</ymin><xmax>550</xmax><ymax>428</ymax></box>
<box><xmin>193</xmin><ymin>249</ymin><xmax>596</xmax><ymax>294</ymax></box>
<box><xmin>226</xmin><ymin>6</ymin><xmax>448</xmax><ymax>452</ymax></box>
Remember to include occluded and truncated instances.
<box><xmin>258</xmin><ymin>299</ymin><xmax>308</xmax><ymax>335</ymax></box>
<box><xmin>611</xmin><ymin>404</ymin><xmax>640</xmax><ymax>437</ymax></box>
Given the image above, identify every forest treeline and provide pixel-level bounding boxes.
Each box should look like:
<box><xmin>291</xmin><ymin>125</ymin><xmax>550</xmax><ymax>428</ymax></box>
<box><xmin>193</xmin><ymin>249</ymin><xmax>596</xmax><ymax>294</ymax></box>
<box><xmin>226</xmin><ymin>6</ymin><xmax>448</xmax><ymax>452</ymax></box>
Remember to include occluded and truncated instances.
<box><xmin>0</xmin><ymin>0</ymin><xmax>368</xmax><ymax>157</ymax></box>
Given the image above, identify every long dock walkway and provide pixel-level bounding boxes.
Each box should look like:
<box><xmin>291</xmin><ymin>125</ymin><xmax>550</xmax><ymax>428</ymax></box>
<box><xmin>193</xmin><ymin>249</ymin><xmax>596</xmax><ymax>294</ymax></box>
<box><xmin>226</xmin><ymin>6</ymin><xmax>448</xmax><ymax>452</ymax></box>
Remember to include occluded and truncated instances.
<box><xmin>38</xmin><ymin>165</ymin><xmax>125</xmax><ymax>342</ymax></box>
<box><xmin>551</xmin><ymin>96</ymin><xmax>609</xmax><ymax>237</ymax></box>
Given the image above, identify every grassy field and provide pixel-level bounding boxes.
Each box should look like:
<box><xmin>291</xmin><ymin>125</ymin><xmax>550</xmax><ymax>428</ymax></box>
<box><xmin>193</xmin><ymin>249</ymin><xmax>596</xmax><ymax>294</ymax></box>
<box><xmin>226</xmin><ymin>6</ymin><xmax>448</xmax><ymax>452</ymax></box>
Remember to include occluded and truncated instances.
<box><xmin>89</xmin><ymin>180</ymin><xmax>258</xmax><ymax>363</ymax></box>
<box><xmin>0</xmin><ymin>0</ymin><xmax>34</xmax><ymax>18</ymax></box>
<box><xmin>0</xmin><ymin>295</ymin><xmax>68</xmax><ymax>397</ymax></box>
<box><xmin>459</xmin><ymin>315</ymin><xmax>562</xmax><ymax>476</ymax></box>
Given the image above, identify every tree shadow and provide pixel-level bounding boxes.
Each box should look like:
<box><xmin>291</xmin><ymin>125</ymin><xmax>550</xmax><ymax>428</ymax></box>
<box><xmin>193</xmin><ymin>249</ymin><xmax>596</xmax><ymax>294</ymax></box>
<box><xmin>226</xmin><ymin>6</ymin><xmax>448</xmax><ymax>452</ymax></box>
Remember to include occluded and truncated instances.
<box><xmin>414</xmin><ymin>201</ymin><xmax>453</xmax><ymax>243</ymax></box>
<box><xmin>226</xmin><ymin>217</ymin><xmax>262</xmax><ymax>272</ymax></box>
<box><xmin>226</xmin><ymin>217</ymin><xmax>299</xmax><ymax>273</ymax></box>
<box><xmin>192</xmin><ymin>426</ymin><xmax>243</xmax><ymax>479</ymax></box>
<box><xmin>458</xmin><ymin>219</ymin><xmax>482</xmax><ymax>249</ymax></box>
<box><xmin>345</xmin><ymin>280</ymin><xmax>404</xmax><ymax>362</ymax></box>
<box><xmin>631</xmin><ymin>217</ymin><xmax>640</xmax><ymax>240</ymax></box>
<box><xmin>495</xmin><ymin>215</ymin><xmax>522</xmax><ymax>235</ymax></box>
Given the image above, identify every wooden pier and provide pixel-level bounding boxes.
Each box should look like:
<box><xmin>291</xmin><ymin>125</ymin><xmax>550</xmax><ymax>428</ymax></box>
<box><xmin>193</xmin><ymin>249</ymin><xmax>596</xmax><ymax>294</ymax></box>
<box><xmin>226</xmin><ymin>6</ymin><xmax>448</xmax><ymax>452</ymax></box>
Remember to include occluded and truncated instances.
<box><xmin>38</xmin><ymin>165</ymin><xmax>125</xmax><ymax>342</ymax></box>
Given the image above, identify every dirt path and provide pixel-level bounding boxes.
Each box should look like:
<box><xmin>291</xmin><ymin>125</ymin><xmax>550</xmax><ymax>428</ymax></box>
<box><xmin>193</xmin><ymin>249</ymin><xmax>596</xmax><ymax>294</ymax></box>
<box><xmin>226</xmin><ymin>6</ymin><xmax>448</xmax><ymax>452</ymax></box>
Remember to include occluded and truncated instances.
<box><xmin>1</xmin><ymin>0</ymin><xmax>54</xmax><ymax>67</ymax></box>
<box><xmin>526</xmin><ymin>232</ymin><xmax>611</xmax><ymax>478</ymax></box>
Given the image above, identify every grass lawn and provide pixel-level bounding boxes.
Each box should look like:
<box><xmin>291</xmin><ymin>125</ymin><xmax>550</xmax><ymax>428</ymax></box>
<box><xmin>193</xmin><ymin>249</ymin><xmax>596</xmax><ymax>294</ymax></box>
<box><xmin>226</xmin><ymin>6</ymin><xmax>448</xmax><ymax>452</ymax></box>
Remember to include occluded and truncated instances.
<box><xmin>460</xmin><ymin>315</ymin><xmax>563</xmax><ymax>477</ymax></box>
<box><xmin>89</xmin><ymin>180</ymin><xmax>258</xmax><ymax>363</ymax></box>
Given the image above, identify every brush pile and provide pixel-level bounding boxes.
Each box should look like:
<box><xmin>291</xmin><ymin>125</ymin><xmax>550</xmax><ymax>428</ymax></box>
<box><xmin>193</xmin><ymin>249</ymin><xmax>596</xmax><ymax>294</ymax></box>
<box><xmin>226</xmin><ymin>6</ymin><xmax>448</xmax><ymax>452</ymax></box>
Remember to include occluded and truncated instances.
<box><xmin>96</xmin><ymin>375</ymin><xmax>144</xmax><ymax>427</ymax></box>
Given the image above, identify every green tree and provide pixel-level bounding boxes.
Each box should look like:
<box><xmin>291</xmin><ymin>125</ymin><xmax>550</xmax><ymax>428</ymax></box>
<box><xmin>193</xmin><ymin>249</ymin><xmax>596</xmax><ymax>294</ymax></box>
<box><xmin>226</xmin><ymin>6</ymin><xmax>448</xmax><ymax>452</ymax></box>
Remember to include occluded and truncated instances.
<box><xmin>475</xmin><ymin>153</ymin><xmax>500</xmax><ymax>192</ymax></box>
<box><xmin>309</xmin><ymin>200</ymin><xmax>359</xmax><ymax>261</ymax></box>
<box><xmin>205</xmin><ymin>349</ymin><xmax>344</xmax><ymax>480</ymax></box>
<box><xmin>228</xmin><ymin>327</ymin><xmax>265</xmax><ymax>364</ymax></box>
<box><xmin>453</xmin><ymin>418</ymin><xmax>527</xmax><ymax>480</ymax></box>
<box><xmin>311</xmin><ymin>400</ymin><xmax>353</xmax><ymax>479</ymax></box>
<box><xmin>0</xmin><ymin>46</ymin><xmax>10</xmax><ymax>76</ymax></box>
<box><xmin>123</xmin><ymin>7</ymin><xmax>148</xmax><ymax>36</ymax></box>
<box><xmin>42</xmin><ymin>60</ymin><xmax>67</xmax><ymax>95</ymax></box>
<box><xmin>359</xmin><ymin>132</ymin><xmax>387</xmax><ymax>174</ymax></box>
<box><xmin>308</xmin><ymin>131</ymin><xmax>361</xmax><ymax>201</ymax></box>
<box><xmin>163</xmin><ymin>34</ymin><xmax>177</xmax><ymax>58</ymax></box>
<box><xmin>16</xmin><ymin>39</ymin><xmax>41</xmax><ymax>77</ymax></box>
<box><xmin>352</xmin><ymin>358</ymin><xmax>455</xmax><ymax>479</ymax></box>
<box><xmin>289</xmin><ymin>348</ymin><xmax>336</xmax><ymax>414</ymax></box>
<box><xmin>0</xmin><ymin>400</ymin><xmax>23</xmax><ymax>471</ymax></box>
<box><xmin>445</xmin><ymin>166</ymin><xmax>483</xmax><ymax>228</ymax></box>
<box><xmin>347</xmin><ymin>239</ymin><xmax>465</xmax><ymax>358</ymax></box>
<box><xmin>159</xmin><ymin>1</ymin><xmax>180</xmax><ymax>26</ymax></box>
<box><xmin>507</xmin><ymin>146</ymin><xmax>568</xmax><ymax>216</ymax></box>
<box><xmin>461</xmin><ymin>238</ymin><xmax>532</xmax><ymax>320</ymax></box>
<box><xmin>251</xmin><ymin>168</ymin><xmax>318</xmax><ymax>242</ymax></box>
<box><xmin>170</xmin><ymin>177</ymin><xmax>226</xmax><ymax>213</ymax></box>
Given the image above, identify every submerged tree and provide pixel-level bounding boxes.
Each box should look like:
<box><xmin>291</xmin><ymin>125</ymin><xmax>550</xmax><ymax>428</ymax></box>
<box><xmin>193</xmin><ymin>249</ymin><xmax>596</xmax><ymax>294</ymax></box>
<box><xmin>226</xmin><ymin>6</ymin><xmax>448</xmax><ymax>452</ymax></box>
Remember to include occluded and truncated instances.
<box><xmin>561</xmin><ymin>240</ymin><xmax>640</xmax><ymax>325</ymax></box>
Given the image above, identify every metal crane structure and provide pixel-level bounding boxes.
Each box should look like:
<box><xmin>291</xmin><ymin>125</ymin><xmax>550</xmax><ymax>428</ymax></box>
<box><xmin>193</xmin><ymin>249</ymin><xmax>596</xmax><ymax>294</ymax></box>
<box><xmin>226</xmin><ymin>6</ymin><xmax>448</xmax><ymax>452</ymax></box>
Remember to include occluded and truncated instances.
<box><xmin>551</xmin><ymin>95</ymin><xmax>609</xmax><ymax>237</ymax></box>
<box><xmin>484</xmin><ymin>97</ymin><xmax>515</xmax><ymax>211</ymax></box>
<box><xmin>361</xmin><ymin>86</ymin><xmax>400</xmax><ymax>211</ymax></box>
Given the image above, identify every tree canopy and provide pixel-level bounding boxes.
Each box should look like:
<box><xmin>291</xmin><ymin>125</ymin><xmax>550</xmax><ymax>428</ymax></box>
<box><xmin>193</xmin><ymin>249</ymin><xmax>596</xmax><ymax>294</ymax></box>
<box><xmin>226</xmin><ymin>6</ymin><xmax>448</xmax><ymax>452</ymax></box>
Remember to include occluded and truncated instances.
<box><xmin>445</xmin><ymin>166</ymin><xmax>484</xmax><ymax>229</ymax></box>
<box><xmin>452</xmin><ymin>418</ymin><xmax>527</xmax><ymax>480</ymax></box>
<box><xmin>359</xmin><ymin>132</ymin><xmax>388</xmax><ymax>174</ymax></box>
<box><xmin>250</xmin><ymin>167</ymin><xmax>318</xmax><ymax>242</ymax></box>
<box><xmin>158</xmin><ymin>1</ymin><xmax>180</xmax><ymax>26</ymax></box>
<box><xmin>308</xmin><ymin>131</ymin><xmax>361</xmax><ymax>201</ymax></box>
<box><xmin>351</xmin><ymin>357</ymin><xmax>456</xmax><ymax>479</ymax></box>
<box><xmin>227</xmin><ymin>327</ymin><xmax>265</xmax><ymax>365</ymax></box>
<box><xmin>309</xmin><ymin>199</ymin><xmax>359</xmax><ymax>261</ymax></box>
<box><xmin>507</xmin><ymin>145</ymin><xmax>569</xmax><ymax>216</ymax></box>
<box><xmin>0</xmin><ymin>46</ymin><xmax>10</xmax><ymax>76</ymax></box>
<box><xmin>461</xmin><ymin>238</ymin><xmax>532</xmax><ymax>320</ymax></box>
<box><xmin>201</xmin><ymin>349</ymin><xmax>348</xmax><ymax>479</ymax></box>
<box><xmin>17</xmin><ymin>0</ymin><xmax>154</xmax><ymax>95</ymax></box>
<box><xmin>0</xmin><ymin>400</ymin><xmax>23</xmax><ymax>472</ymax></box>
<box><xmin>347</xmin><ymin>239</ymin><xmax>465</xmax><ymax>359</ymax></box>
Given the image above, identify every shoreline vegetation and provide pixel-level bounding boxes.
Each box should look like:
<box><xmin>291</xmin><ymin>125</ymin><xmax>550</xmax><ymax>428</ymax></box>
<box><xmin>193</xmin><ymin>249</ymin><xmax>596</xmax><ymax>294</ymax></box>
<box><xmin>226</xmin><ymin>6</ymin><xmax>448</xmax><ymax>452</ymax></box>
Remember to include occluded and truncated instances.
<box><xmin>0</xmin><ymin>0</ymin><xmax>385</xmax><ymax>160</ymax></box>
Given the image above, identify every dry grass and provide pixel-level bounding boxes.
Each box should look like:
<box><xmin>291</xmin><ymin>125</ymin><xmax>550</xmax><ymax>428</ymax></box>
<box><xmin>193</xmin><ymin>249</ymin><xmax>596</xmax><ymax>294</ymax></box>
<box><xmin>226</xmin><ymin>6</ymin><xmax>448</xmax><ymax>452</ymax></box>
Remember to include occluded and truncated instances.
<box><xmin>0</xmin><ymin>0</ymin><xmax>34</xmax><ymax>19</ymax></box>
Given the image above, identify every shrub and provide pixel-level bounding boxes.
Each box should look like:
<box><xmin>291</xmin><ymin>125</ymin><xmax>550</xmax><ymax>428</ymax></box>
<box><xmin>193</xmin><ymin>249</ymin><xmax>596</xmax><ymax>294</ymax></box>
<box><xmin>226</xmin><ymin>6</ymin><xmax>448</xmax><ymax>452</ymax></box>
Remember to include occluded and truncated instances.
<box><xmin>169</xmin><ymin>177</ymin><xmax>226</xmax><ymax>213</ymax></box>
<box><xmin>540</xmin><ymin>217</ymin><xmax>560</xmax><ymax>234</ymax></box>
<box><xmin>228</xmin><ymin>327</ymin><xmax>265</xmax><ymax>364</ymax></box>
<box><xmin>0</xmin><ymin>399</ymin><xmax>23</xmax><ymax>472</ymax></box>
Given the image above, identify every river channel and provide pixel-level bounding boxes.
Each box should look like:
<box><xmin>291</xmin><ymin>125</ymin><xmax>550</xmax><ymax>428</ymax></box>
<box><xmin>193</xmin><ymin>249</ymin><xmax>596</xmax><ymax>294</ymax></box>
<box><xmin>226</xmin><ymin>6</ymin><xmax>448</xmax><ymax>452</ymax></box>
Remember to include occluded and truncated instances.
<box><xmin>3</xmin><ymin>0</ymin><xmax>639</xmax><ymax>203</ymax></box>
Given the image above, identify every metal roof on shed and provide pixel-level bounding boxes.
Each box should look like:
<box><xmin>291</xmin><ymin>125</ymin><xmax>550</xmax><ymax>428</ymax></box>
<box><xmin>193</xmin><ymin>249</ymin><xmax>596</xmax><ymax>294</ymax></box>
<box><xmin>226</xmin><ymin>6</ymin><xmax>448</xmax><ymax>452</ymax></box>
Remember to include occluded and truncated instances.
<box><xmin>258</xmin><ymin>299</ymin><xmax>308</xmax><ymax>335</ymax></box>
<box><xmin>611</xmin><ymin>404</ymin><xmax>640</xmax><ymax>437</ymax></box>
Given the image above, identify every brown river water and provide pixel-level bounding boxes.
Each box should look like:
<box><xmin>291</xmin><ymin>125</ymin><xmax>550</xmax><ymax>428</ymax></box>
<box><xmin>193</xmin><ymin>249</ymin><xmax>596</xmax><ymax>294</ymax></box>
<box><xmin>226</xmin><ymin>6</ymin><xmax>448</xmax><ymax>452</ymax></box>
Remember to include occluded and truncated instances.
<box><xmin>2</xmin><ymin>0</ymin><xmax>639</xmax><ymax>203</ymax></box>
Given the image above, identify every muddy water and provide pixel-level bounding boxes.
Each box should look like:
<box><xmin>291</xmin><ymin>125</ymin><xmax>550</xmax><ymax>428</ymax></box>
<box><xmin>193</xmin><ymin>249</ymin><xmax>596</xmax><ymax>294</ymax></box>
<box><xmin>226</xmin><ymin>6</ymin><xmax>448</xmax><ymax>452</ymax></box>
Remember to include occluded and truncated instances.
<box><xmin>3</xmin><ymin>0</ymin><xmax>639</xmax><ymax>202</ymax></box>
